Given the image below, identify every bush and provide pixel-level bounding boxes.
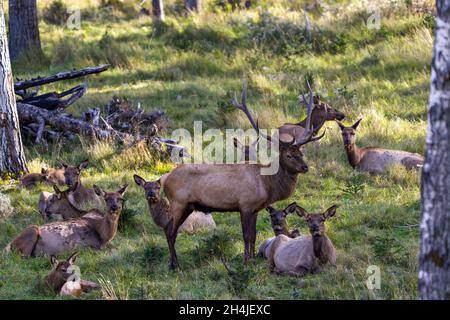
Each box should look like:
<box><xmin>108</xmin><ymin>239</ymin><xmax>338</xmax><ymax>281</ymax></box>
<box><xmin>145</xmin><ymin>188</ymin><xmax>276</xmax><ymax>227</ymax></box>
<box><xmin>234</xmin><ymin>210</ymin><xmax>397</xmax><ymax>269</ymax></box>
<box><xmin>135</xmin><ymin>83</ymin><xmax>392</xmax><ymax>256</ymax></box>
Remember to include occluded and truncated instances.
<box><xmin>193</xmin><ymin>229</ymin><xmax>235</xmax><ymax>265</ymax></box>
<box><xmin>43</xmin><ymin>0</ymin><xmax>69</xmax><ymax>25</ymax></box>
<box><xmin>0</xmin><ymin>193</ymin><xmax>13</xmax><ymax>220</ymax></box>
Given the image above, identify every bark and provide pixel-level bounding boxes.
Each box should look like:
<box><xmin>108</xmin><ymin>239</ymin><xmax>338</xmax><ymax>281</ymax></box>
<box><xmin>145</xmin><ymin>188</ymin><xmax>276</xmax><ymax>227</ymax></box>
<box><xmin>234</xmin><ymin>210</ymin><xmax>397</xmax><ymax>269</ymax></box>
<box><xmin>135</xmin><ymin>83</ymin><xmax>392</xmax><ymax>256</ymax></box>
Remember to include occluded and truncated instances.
<box><xmin>0</xmin><ymin>3</ymin><xmax>27</xmax><ymax>175</ymax></box>
<box><xmin>419</xmin><ymin>0</ymin><xmax>450</xmax><ymax>300</ymax></box>
<box><xmin>8</xmin><ymin>0</ymin><xmax>42</xmax><ymax>62</ymax></box>
<box><xmin>152</xmin><ymin>0</ymin><xmax>165</xmax><ymax>21</ymax></box>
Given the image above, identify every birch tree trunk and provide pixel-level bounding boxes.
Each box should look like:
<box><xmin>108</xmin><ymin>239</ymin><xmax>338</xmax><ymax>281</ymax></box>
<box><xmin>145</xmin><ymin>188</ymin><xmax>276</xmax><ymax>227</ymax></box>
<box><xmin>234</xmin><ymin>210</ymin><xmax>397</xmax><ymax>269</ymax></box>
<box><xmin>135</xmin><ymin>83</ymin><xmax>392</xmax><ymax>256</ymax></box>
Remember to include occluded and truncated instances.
<box><xmin>8</xmin><ymin>0</ymin><xmax>42</xmax><ymax>62</ymax></box>
<box><xmin>0</xmin><ymin>1</ymin><xmax>27</xmax><ymax>176</ymax></box>
<box><xmin>152</xmin><ymin>0</ymin><xmax>165</xmax><ymax>21</ymax></box>
<box><xmin>419</xmin><ymin>0</ymin><xmax>450</xmax><ymax>300</ymax></box>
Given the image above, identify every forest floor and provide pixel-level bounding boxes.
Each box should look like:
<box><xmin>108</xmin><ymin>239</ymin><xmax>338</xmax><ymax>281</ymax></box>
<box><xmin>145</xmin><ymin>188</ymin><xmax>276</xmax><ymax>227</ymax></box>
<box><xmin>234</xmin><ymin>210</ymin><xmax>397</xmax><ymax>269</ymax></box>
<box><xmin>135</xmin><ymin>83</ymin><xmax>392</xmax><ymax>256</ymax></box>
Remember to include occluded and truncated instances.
<box><xmin>0</xmin><ymin>0</ymin><xmax>433</xmax><ymax>299</ymax></box>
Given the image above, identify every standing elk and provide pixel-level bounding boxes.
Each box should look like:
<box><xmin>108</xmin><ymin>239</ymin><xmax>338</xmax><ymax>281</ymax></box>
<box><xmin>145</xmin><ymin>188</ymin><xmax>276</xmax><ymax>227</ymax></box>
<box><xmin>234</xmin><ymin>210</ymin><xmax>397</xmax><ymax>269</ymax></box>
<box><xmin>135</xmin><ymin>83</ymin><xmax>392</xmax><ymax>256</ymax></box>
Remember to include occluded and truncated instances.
<box><xmin>40</xmin><ymin>252</ymin><xmax>100</xmax><ymax>297</ymax></box>
<box><xmin>4</xmin><ymin>185</ymin><xmax>128</xmax><ymax>257</ymax></box>
<box><xmin>161</xmin><ymin>81</ymin><xmax>325</xmax><ymax>269</ymax></box>
<box><xmin>59</xmin><ymin>159</ymin><xmax>105</xmax><ymax>212</ymax></box>
<box><xmin>133</xmin><ymin>175</ymin><xmax>216</xmax><ymax>234</ymax></box>
<box><xmin>336</xmin><ymin>119</ymin><xmax>424</xmax><ymax>174</ymax></box>
<box><xmin>259</xmin><ymin>204</ymin><xmax>337</xmax><ymax>277</ymax></box>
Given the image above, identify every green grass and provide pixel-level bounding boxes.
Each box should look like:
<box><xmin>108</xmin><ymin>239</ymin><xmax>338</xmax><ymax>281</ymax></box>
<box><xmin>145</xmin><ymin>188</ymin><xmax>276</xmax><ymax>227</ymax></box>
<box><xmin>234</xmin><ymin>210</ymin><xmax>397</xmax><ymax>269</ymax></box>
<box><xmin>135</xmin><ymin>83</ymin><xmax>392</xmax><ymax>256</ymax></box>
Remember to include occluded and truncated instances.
<box><xmin>0</xmin><ymin>0</ymin><xmax>433</xmax><ymax>299</ymax></box>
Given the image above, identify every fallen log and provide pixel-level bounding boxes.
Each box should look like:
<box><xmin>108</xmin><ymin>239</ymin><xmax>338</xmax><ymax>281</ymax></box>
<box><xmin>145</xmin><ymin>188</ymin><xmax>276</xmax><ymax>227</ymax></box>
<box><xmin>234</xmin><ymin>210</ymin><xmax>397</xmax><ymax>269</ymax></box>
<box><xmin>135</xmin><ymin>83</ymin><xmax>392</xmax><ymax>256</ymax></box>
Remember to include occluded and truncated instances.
<box><xmin>14</xmin><ymin>65</ymin><xmax>110</xmax><ymax>91</ymax></box>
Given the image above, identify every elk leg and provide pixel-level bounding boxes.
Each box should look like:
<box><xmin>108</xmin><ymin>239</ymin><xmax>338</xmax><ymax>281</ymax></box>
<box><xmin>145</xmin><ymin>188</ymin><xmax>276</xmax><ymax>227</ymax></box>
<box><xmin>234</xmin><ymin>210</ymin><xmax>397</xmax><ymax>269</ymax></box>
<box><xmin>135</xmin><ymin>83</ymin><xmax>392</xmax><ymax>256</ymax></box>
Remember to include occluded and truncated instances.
<box><xmin>240</xmin><ymin>211</ymin><xmax>256</xmax><ymax>263</ymax></box>
<box><xmin>9</xmin><ymin>226</ymin><xmax>40</xmax><ymax>257</ymax></box>
<box><xmin>166</xmin><ymin>203</ymin><xmax>193</xmax><ymax>270</ymax></box>
<box><xmin>248</xmin><ymin>213</ymin><xmax>258</xmax><ymax>259</ymax></box>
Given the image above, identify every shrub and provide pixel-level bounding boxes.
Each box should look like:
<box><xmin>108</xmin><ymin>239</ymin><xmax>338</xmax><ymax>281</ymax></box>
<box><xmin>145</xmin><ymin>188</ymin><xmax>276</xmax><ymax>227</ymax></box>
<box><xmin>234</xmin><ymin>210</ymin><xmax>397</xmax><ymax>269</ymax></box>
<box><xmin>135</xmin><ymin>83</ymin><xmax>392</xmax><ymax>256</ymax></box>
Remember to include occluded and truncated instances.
<box><xmin>193</xmin><ymin>229</ymin><xmax>235</xmax><ymax>265</ymax></box>
<box><xmin>43</xmin><ymin>0</ymin><xmax>69</xmax><ymax>26</ymax></box>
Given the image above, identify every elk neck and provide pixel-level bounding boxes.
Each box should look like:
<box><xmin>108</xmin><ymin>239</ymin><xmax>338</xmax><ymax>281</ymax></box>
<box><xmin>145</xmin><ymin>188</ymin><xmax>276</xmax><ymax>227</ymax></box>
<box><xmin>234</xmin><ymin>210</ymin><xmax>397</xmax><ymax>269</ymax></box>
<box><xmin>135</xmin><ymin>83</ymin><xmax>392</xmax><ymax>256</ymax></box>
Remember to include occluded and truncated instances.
<box><xmin>344</xmin><ymin>143</ymin><xmax>362</xmax><ymax>168</ymax></box>
<box><xmin>312</xmin><ymin>235</ymin><xmax>332</xmax><ymax>265</ymax></box>
<box><xmin>296</xmin><ymin>112</ymin><xmax>323</xmax><ymax>132</ymax></box>
<box><xmin>96</xmin><ymin>211</ymin><xmax>121</xmax><ymax>244</ymax></box>
<box><xmin>147</xmin><ymin>197</ymin><xmax>172</xmax><ymax>230</ymax></box>
<box><xmin>44</xmin><ymin>271</ymin><xmax>66</xmax><ymax>294</ymax></box>
<box><xmin>262</xmin><ymin>163</ymin><xmax>299</xmax><ymax>204</ymax></box>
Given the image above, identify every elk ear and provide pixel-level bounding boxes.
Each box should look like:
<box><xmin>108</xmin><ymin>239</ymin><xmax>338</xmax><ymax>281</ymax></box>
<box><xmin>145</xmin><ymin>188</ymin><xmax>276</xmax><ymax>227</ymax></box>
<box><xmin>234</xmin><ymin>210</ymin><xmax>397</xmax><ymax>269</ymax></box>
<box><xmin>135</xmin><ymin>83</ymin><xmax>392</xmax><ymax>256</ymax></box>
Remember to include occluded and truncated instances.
<box><xmin>58</xmin><ymin>160</ymin><xmax>68</xmax><ymax>169</ymax></box>
<box><xmin>78</xmin><ymin>159</ymin><xmax>89</xmax><ymax>170</ymax></box>
<box><xmin>233</xmin><ymin>137</ymin><xmax>240</xmax><ymax>148</ymax></box>
<box><xmin>67</xmin><ymin>252</ymin><xmax>78</xmax><ymax>264</ymax></box>
<box><xmin>352</xmin><ymin>119</ymin><xmax>362</xmax><ymax>130</ymax></box>
<box><xmin>266</xmin><ymin>206</ymin><xmax>275</xmax><ymax>214</ymax></box>
<box><xmin>53</xmin><ymin>184</ymin><xmax>62</xmax><ymax>199</ymax></box>
<box><xmin>93</xmin><ymin>185</ymin><xmax>105</xmax><ymax>197</ymax></box>
<box><xmin>323</xmin><ymin>205</ymin><xmax>338</xmax><ymax>219</ymax></box>
<box><xmin>133</xmin><ymin>174</ymin><xmax>146</xmax><ymax>187</ymax></box>
<box><xmin>69</xmin><ymin>181</ymin><xmax>79</xmax><ymax>192</ymax></box>
<box><xmin>41</xmin><ymin>168</ymin><xmax>48</xmax><ymax>175</ymax></box>
<box><xmin>51</xmin><ymin>255</ymin><xmax>59</xmax><ymax>268</ymax></box>
<box><xmin>117</xmin><ymin>184</ymin><xmax>128</xmax><ymax>195</ymax></box>
<box><xmin>293</xmin><ymin>205</ymin><xmax>309</xmax><ymax>219</ymax></box>
<box><xmin>336</xmin><ymin>120</ymin><xmax>345</xmax><ymax>131</ymax></box>
<box><xmin>313</xmin><ymin>95</ymin><xmax>320</xmax><ymax>105</ymax></box>
<box><xmin>284</xmin><ymin>202</ymin><xmax>299</xmax><ymax>215</ymax></box>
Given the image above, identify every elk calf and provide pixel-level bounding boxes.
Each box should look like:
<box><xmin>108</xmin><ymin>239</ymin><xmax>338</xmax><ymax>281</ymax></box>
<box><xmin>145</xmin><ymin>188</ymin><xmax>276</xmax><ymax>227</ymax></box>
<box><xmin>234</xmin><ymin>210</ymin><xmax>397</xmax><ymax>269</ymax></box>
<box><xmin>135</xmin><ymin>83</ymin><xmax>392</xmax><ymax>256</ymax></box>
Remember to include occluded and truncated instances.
<box><xmin>41</xmin><ymin>252</ymin><xmax>100</xmax><ymax>297</ymax></box>
<box><xmin>19</xmin><ymin>173</ymin><xmax>46</xmax><ymax>189</ymax></box>
<box><xmin>5</xmin><ymin>185</ymin><xmax>128</xmax><ymax>257</ymax></box>
<box><xmin>134</xmin><ymin>175</ymin><xmax>216</xmax><ymax>234</ymax></box>
<box><xmin>266</xmin><ymin>204</ymin><xmax>300</xmax><ymax>238</ymax></box>
<box><xmin>42</xmin><ymin>168</ymin><xmax>66</xmax><ymax>186</ymax></box>
<box><xmin>337</xmin><ymin>119</ymin><xmax>424</xmax><ymax>174</ymax></box>
<box><xmin>259</xmin><ymin>204</ymin><xmax>337</xmax><ymax>277</ymax></box>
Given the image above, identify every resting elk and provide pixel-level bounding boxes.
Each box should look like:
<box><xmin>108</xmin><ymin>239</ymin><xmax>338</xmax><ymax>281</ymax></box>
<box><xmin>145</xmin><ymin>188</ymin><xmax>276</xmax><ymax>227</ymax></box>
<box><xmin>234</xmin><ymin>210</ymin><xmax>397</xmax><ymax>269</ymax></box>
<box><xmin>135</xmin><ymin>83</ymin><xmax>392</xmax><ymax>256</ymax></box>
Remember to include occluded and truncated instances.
<box><xmin>4</xmin><ymin>184</ymin><xmax>127</xmax><ymax>257</ymax></box>
<box><xmin>266</xmin><ymin>203</ymin><xmax>301</xmax><ymax>238</ymax></box>
<box><xmin>39</xmin><ymin>183</ymin><xmax>85</xmax><ymax>221</ymax></box>
<box><xmin>259</xmin><ymin>204</ymin><xmax>337</xmax><ymax>276</ymax></box>
<box><xmin>60</xmin><ymin>159</ymin><xmax>105</xmax><ymax>212</ymax></box>
<box><xmin>41</xmin><ymin>252</ymin><xmax>100</xmax><ymax>297</ymax></box>
<box><xmin>161</xmin><ymin>81</ymin><xmax>325</xmax><ymax>269</ymax></box>
<box><xmin>337</xmin><ymin>119</ymin><xmax>424</xmax><ymax>174</ymax></box>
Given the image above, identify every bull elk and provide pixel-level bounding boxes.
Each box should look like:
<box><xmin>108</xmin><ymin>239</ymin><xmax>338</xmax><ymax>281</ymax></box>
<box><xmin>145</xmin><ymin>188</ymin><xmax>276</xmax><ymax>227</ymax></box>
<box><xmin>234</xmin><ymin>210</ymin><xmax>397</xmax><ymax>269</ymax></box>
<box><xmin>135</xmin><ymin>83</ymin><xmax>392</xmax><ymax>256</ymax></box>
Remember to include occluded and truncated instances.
<box><xmin>233</xmin><ymin>89</ymin><xmax>344</xmax><ymax>163</ymax></box>
<box><xmin>162</xmin><ymin>81</ymin><xmax>325</xmax><ymax>269</ymax></box>
<box><xmin>4</xmin><ymin>185</ymin><xmax>128</xmax><ymax>257</ymax></box>
<box><xmin>259</xmin><ymin>204</ymin><xmax>337</xmax><ymax>276</ymax></box>
<box><xmin>337</xmin><ymin>119</ymin><xmax>424</xmax><ymax>174</ymax></box>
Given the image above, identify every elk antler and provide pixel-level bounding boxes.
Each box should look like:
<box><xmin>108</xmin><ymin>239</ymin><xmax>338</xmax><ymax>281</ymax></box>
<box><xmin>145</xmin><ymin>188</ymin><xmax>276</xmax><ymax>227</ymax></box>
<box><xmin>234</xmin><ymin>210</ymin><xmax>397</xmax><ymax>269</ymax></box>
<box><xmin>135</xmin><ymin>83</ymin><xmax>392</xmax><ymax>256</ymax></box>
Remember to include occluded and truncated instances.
<box><xmin>293</xmin><ymin>80</ymin><xmax>326</xmax><ymax>147</ymax></box>
<box><xmin>232</xmin><ymin>80</ymin><xmax>271</xmax><ymax>142</ymax></box>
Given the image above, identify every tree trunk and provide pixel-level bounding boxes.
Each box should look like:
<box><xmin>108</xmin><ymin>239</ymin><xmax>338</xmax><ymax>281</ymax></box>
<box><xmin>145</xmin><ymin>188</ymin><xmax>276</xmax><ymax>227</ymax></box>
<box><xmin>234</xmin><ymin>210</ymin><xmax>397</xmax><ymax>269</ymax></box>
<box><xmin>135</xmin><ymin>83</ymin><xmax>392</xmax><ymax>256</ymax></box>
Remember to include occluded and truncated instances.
<box><xmin>8</xmin><ymin>0</ymin><xmax>42</xmax><ymax>62</ymax></box>
<box><xmin>152</xmin><ymin>0</ymin><xmax>165</xmax><ymax>21</ymax></box>
<box><xmin>419</xmin><ymin>0</ymin><xmax>450</xmax><ymax>300</ymax></box>
<box><xmin>0</xmin><ymin>2</ymin><xmax>27</xmax><ymax>175</ymax></box>
<box><xmin>185</xmin><ymin>0</ymin><xmax>201</xmax><ymax>13</ymax></box>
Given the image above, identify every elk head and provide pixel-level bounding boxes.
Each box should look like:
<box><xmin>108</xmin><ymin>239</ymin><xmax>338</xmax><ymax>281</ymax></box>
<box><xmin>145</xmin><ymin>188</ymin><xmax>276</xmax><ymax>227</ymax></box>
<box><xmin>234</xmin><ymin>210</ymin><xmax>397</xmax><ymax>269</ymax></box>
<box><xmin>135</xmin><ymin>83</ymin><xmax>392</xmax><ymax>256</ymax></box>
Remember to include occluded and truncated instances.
<box><xmin>50</xmin><ymin>252</ymin><xmax>78</xmax><ymax>281</ymax></box>
<box><xmin>44</xmin><ymin>183</ymin><xmax>79</xmax><ymax>217</ymax></box>
<box><xmin>93</xmin><ymin>184</ymin><xmax>128</xmax><ymax>215</ymax></box>
<box><xmin>266</xmin><ymin>202</ymin><xmax>298</xmax><ymax>235</ymax></box>
<box><xmin>60</xmin><ymin>159</ymin><xmax>89</xmax><ymax>188</ymax></box>
<box><xmin>336</xmin><ymin>119</ymin><xmax>362</xmax><ymax>148</ymax></box>
<box><xmin>232</xmin><ymin>80</ymin><xmax>325</xmax><ymax>174</ymax></box>
<box><xmin>293</xmin><ymin>204</ymin><xmax>337</xmax><ymax>237</ymax></box>
<box><xmin>312</xmin><ymin>95</ymin><xmax>345</xmax><ymax>122</ymax></box>
<box><xmin>134</xmin><ymin>175</ymin><xmax>161</xmax><ymax>204</ymax></box>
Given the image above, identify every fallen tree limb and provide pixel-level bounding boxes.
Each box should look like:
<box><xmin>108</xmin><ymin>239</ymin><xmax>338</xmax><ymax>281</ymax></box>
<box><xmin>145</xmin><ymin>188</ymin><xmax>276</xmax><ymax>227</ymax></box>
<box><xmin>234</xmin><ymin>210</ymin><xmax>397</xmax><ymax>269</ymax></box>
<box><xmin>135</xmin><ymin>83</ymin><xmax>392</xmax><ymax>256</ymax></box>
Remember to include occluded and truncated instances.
<box><xmin>14</xmin><ymin>65</ymin><xmax>110</xmax><ymax>91</ymax></box>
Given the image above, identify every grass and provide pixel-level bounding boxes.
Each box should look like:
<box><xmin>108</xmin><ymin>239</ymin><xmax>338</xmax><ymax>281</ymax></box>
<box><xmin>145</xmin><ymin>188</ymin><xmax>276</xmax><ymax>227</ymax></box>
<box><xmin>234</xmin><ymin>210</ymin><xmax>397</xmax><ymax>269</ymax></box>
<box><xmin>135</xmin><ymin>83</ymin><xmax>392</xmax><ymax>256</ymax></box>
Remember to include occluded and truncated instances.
<box><xmin>0</xmin><ymin>0</ymin><xmax>433</xmax><ymax>299</ymax></box>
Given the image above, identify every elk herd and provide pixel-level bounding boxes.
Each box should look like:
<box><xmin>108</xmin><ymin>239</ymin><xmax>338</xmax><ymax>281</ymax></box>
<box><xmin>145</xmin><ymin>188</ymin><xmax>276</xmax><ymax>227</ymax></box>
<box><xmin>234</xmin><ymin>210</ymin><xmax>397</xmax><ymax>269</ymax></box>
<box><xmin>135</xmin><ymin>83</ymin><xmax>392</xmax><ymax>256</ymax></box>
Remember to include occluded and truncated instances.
<box><xmin>3</xmin><ymin>81</ymin><xmax>424</xmax><ymax>298</ymax></box>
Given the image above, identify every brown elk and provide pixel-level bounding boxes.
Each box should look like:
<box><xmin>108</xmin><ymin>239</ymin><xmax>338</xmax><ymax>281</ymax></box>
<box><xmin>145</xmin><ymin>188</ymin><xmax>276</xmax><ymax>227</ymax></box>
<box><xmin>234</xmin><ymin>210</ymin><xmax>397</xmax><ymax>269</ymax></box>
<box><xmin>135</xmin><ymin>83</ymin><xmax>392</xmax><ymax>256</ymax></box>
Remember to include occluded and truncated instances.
<box><xmin>19</xmin><ymin>172</ymin><xmax>47</xmax><ymax>189</ymax></box>
<box><xmin>42</xmin><ymin>167</ymin><xmax>66</xmax><ymax>186</ymax></box>
<box><xmin>41</xmin><ymin>252</ymin><xmax>100</xmax><ymax>297</ymax></box>
<box><xmin>4</xmin><ymin>185</ymin><xmax>128</xmax><ymax>257</ymax></box>
<box><xmin>337</xmin><ymin>119</ymin><xmax>424</xmax><ymax>175</ymax></box>
<box><xmin>266</xmin><ymin>203</ymin><xmax>300</xmax><ymax>238</ymax></box>
<box><xmin>39</xmin><ymin>183</ymin><xmax>85</xmax><ymax>221</ymax></box>
<box><xmin>161</xmin><ymin>81</ymin><xmax>324</xmax><ymax>269</ymax></box>
<box><xmin>60</xmin><ymin>159</ymin><xmax>105</xmax><ymax>212</ymax></box>
<box><xmin>259</xmin><ymin>204</ymin><xmax>337</xmax><ymax>277</ymax></box>
<box><xmin>134</xmin><ymin>175</ymin><xmax>216</xmax><ymax>234</ymax></box>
